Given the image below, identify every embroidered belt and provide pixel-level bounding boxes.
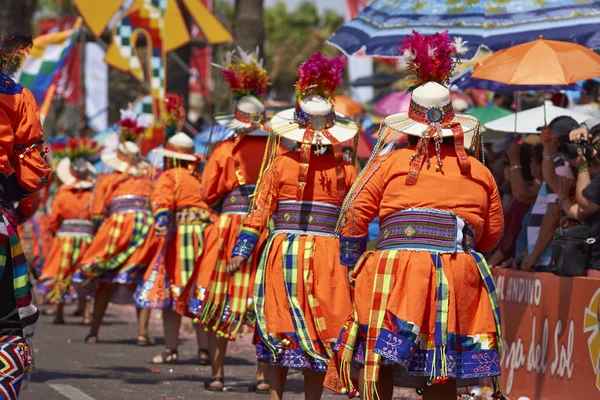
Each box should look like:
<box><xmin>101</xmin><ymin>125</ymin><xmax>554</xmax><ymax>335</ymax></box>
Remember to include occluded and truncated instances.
<box><xmin>273</xmin><ymin>201</ymin><xmax>340</xmax><ymax>235</ymax></box>
<box><xmin>222</xmin><ymin>185</ymin><xmax>256</xmax><ymax>214</ymax></box>
<box><xmin>57</xmin><ymin>219</ymin><xmax>94</xmax><ymax>237</ymax></box>
<box><xmin>108</xmin><ymin>195</ymin><xmax>150</xmax><ymax>215</ymax></box>
<box><xmin>377</xmin><ymin>208</ymin><xmax>476</xmax><ymax>253</ymax></box>
<box><xmin>175</xmin><ymin>206</ymin><xmax>211</xmax><ymax>226</ymax></box>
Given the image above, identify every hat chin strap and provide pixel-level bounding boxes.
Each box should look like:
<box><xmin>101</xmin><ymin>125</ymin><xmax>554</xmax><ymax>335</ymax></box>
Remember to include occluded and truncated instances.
<box><xmin>405</xmin><ymin>100</ymin><xmax>471</xmax><ymax>186</ymax></box>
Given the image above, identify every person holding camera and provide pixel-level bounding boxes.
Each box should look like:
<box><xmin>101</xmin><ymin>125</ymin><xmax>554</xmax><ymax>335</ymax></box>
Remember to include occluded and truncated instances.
<box><xmin>556</xmin><ymin>121</ymin><xmax>600</xmax><ymax>275</ymax></box>
<box><xmin>520</xmin><ymin>117</ymin><xmax>578</xmax><ymax>272</ymax></box>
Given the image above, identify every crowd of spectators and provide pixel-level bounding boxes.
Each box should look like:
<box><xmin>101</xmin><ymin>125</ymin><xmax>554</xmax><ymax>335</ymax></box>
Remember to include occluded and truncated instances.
<box><xmin>487</xmin><ymin>81</ymin><xmax>600</xmax><ymax>277</ymax></box>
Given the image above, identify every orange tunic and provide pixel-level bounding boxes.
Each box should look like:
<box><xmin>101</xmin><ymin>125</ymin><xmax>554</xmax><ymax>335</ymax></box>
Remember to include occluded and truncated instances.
<box><xmin>0</xmin><ymin>74</ymin><xmax>51</xmax><ymax>341</ymax></box>
<box><xmin>76</xmin><ymin>171</ymin><xmax>157</xmax><ymax>287</ymax></box>
<box><xmin>135</xmin><ymin>167</ymin><xmax>213</xmax><ymax>309</ymax></box>
<box><xmin>176</xmin><ymin>136</ymin><xmax>271</xmax><ymax>337</ymax></box>
<box><xmin>329</xmin><ymin>144</ymin><xmax>504</xmax><ymax>394</ymax></box>
<box><xmin>232</xmin><ymin>151</ymin><xmax>357</xmax><ymax>371</ymax></box>
<box><xmin>37</xmin><ymin>184</ymin><xmax>93</xmax><ymax>303</ymax></box>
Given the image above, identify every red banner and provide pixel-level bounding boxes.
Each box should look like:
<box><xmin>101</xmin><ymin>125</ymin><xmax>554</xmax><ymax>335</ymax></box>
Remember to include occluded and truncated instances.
<box><xmin>38</xmin><ymin>16</ymin><xmax>81</xmax><ymax>104</ymax></box>
<box><xmin>189</xmin><ymin>0</ymin><xmax>213</xmax><ymax>100</ymax></box>
<box><xmin>493</xmin><ymin>269</ymin><xmax>600</xmax><ymax>399</ymax></box>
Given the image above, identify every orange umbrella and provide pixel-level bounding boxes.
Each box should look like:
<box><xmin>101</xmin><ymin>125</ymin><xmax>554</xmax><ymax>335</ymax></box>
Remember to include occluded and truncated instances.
<box><xmin>471</xmin><ymin>36</ymin><xmax>600</xmax><ymax>85</ymax></box>
<box><xmin>334</xmin><ymin>95</ymin><xmax>363</xmax><ymax>117</ymax></box>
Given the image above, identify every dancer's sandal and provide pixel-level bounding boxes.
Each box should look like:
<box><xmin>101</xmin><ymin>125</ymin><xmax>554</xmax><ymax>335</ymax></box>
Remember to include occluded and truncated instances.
<box><xmin>85</xmin><ymin>334</ymin><xmax>99</xmax><ymax>344</ymax></box>
<box><xmin>150</xmin><ymin>349</ymin><xmax>178</xmax><ymax>364</ymax></box>
<box><xmin>53</xmin><ymin>316</ymin><xmax>65</xmax><ymax>325</ymax></box>
<box><xmin>136</xmin><ymin>335</ymin><xmax>156</xmax><ymax>347</ymax></box>
<box><xmin>204</xmin><ymin>377</ymin><xmax>225</xmax><ymax>392</ymax></box>
<box><xmin>198</xmin><ymin>349</ymin><xmax>210</xmax><ymax>366</ymax></box>
<box><xmin>252</xmin><ymin>379</ymin><xmax>270</xmax><ymax>395</ymax></box>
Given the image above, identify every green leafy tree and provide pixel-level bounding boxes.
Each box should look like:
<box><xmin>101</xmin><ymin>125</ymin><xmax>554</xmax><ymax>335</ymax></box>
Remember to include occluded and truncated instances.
<box><xmin>263</xmin><ymin>1</ymin><xmax>344</xmax><ymax>100</ymax></box>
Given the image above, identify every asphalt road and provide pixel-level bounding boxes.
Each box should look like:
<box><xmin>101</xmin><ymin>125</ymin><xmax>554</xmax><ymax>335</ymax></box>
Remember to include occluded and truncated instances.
<box><xmin>20</xmin><ymin>303</ymin><xmax>418</xmax><ymax>400</ymax></box>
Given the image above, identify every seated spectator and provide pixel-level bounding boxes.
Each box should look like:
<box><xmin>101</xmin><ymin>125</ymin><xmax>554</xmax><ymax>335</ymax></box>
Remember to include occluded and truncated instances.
<box><xmin>520</xmin><ymin>117</ymin><xmax>577</xmax><ymax>271</ymax></box>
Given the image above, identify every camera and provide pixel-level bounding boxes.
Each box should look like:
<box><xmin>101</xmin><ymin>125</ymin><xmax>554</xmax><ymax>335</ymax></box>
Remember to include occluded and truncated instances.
<box><xmin>557</xmin><ymin>139</ymin><xmax>598</xmax><ymax>162</ymax></box>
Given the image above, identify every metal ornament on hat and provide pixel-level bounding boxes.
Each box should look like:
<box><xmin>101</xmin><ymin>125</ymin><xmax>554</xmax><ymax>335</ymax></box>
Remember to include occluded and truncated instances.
<box><xmin>294</xmin><ymin>104</ymin><xmax>344</xmax><ymax>201</ymax></box>
<box><xmin>406</xmin><ymin>99</ymin><xmax>471</xmax><ymax>186</ymax></box>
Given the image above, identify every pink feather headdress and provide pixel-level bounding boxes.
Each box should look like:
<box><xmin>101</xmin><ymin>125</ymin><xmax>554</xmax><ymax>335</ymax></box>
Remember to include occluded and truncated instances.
<box><xmin>214</xmin><ymin>47</ymin><xmax>270</xmax><ymax>100</ymax></box>
<box><xmin>295</xmin><ymin>52</ymin><xmax>347</xmax><ymax>102</ymax></box>
<box><xmin>399</xmin><ymin>30</ymin><xmax>467</xmax><ymax>91</ymax></box>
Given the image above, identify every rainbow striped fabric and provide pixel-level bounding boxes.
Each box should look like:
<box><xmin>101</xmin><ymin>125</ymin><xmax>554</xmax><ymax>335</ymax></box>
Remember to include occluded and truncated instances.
<box><xmin>16</xmin><ymin>18</ymin><xmax>82</xmax><ymax>119</ymax></box>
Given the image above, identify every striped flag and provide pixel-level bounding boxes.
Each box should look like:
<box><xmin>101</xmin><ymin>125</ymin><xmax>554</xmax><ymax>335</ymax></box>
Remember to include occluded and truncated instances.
<box><xmin>16</xmin><ymin>17</ymin><xmax>82</xmax><ymax>119</ymax></box>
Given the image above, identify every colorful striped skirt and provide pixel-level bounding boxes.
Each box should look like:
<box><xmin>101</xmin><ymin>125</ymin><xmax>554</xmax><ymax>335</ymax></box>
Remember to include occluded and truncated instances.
<box><xmin>135</xmin><ymin>208</ymin><xmax>211</xmax><ymax>310</ymax></box>
<box><xmin>253</xmin><ymin>201</ymin><xmax>352</xmax><ymax>372</ymax></box>
<box><xmin>327</xmin><ymin>209</ymin><xmax>503</xmax><ymax>398</ymax></box>
<box><xmin>37</xmin><ymin>220</ymin><xmax>94</xmax><ymax>304</ymax></box>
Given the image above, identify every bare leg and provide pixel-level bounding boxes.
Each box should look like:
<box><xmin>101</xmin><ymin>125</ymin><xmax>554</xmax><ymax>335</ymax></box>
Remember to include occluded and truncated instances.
<box><xmin>76</xmin><ymin>298</ymin><xmax>86</xmax><ymax>314</ymax></box>
<box><xmin>423</xmin><ymin>379</ymin><xmax>457</xmax><ymax>400</ymax></box>
<box><xmin>137</xmin><ymin>307</ymin><xmax>151</xmax><ymax>337</ymax></box>
<box><xmin>83</xmin><ymin>299</ymin><xmax>92</xmax><ymax>325</ymax></box>
<box><xmin>88</xmin><ymin>283</ymin><xmax>111</xmax><ymax>340</ymax></box>
<box><xmin>206</xmin><ymin>334</ymin><xmax>228</xmax><ymax>390</ymax></box>
<box><xmin>358</xmin><ymin>366</ymin><xmax>394</xmax><ymax>400</ymax></box>
<box><xmin>195</xmin><ymin>325</ymin><xmax>210</xmax><ymax>363</ymax></box>
<box><xmin>151</xmin><ymin>309</ymin><xmax>182</xmax><ymax>363</ymax></box>
<box><xmin>53</xmin><ymin>303</ymin><xmax>65</xmax><ymax>324</ymax></box>
<box><xmin>303</xmin><ymin>370</ymin><xmax>325</xmax><ymax>400</ymax></box>
<box><xmin>256</xmin><ymin>362</ymin><xmax>270</xmax><ymax>391</ymax></box>
<box><xmin>267</xmin><ymin>366</ymin><xmax>288</xmax><ymax>400</ymax></box>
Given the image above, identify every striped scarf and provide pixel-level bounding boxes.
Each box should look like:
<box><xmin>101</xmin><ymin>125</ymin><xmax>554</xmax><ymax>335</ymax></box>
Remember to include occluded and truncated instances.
<box><xmin>199</xmin><ymin>215</ymin><xmax>254</xmax><ymax>338</ymax></box>
<box><xmin>178</xmin><ymin>223</ymin><xmax>206</xmax><ymax>289</ymax></box>
<box><xmin>0</xmin><ymin>217</ymin><xmax>39</xmax><ymax>339</ymax></box>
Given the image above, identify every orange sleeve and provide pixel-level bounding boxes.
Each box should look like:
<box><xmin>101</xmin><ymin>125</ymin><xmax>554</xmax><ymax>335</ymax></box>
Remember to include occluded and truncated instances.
<box><xmin>339</xmin><ymin>160</ymin><xmax>387</xmax><ymax>267</ymax></box>
<box><xmin>231</xmin><ymin>158</ymin><xmax>280</xmax><ymax>259</ymax></box>
<box><xmin>90</xmin><ymin>175</ymin><xmax>111</xmax><ymax>219</ymax></box>
<box><xmin>477</xmin><ymin>173</ymin><xmax>505</xmax><ymax>253</ymax></box>
<box><xmin>17</xmin><ymin>191</ymin><xmax>41</xmax><ymax>220</ymax></box>
<box><xmin>151</xmin><ymin>169</ymin><xmax>176</xmax><ymax>225</ymax></box>
<box><xmin>201</xmin><ymin>144</ymin><xmax>225</xmax><ymax>206</ymax></box>
<box><xmin>49</xmin><ymin>189</ymin><xmax>66</xmax><ymax>235</ymax></box>
<box><xmin>0</xmin><ymin>87</ymin><xmax>51</xmax><ymax>201</ymax></box>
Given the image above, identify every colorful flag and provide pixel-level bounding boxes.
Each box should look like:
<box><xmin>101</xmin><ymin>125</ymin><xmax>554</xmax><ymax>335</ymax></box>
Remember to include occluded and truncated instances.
<box><xmin>16</xmin><ymin>17</ymin><xmax>82</xmax><ymax>119</ymax></box>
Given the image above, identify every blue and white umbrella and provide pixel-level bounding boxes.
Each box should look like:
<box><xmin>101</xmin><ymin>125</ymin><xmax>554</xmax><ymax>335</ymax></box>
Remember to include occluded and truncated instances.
<box><xmin>328</xmin><ymin>0</ymin><xmax>600</xmax><ymax>59</ymax></box>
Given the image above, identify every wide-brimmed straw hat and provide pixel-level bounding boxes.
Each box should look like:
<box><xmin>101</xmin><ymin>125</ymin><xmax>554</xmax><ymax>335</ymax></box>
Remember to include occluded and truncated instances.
<box><xmin>383</xmin><ymin>82</ymin><xmax>479</xmax><ymax>139</ymax></box>
<box><xmin>216</xmin><ymin>95</ymin><xmax>269</xmax><ymax>136</ymax></box>
<box><xmin>100</xmin><ymin>141</ymin><xmax>143</xmax><ymax>174</ymax></box>
<box><xmin>56</xmin><ymin>157</ymin><xmax>96</xmax><ymax>189</ymax></box>
<box><xmin>271</xmin><ymin>94</ymin><xmax>358</xmax><ymax>144</ymax></box>
<box><xmin>152</xmin><ymin>132</ymin><xmax>197</xmax><ymax>162</ymax></box>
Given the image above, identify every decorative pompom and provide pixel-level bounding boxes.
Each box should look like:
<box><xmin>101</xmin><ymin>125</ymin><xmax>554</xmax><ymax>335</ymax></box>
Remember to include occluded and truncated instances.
<box><xmin>118</xmin><ymin>104</ymin><xmax>146</xmax><ymax>142</ymax></box>
<box><xmin>48</xmin><ymin>137</ymin><xmax>67</xmax><ymax>160</ymax></box>
<box><xmin>214</xmin><ymin>46</ymin><xmax>270</xmax><ymax>100</ymax></box>
<box><xmin>295</xmin><ymin>52</ymin><xmax>346</xmax><ymax>101</ymax></box>
<box><xmin>64</xmin><ymin>137</ymin><xmax>102</xmax><ymax>161</ymax></box>
<box><xmin>163</xmin><ymin>93</ymin><xmax>186</xmax><ymax>140</ymax></box>
<box><xmin>399</xmin><ymin>30</ymin><xmax>467</xmax><ymax>90</ymax></box>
